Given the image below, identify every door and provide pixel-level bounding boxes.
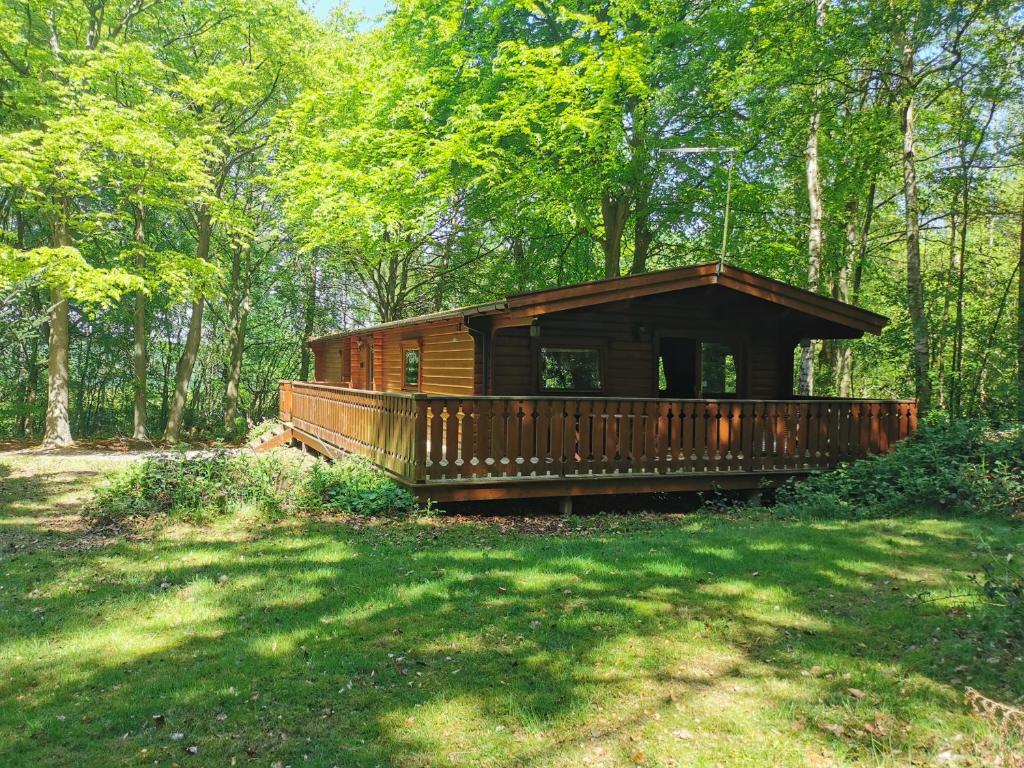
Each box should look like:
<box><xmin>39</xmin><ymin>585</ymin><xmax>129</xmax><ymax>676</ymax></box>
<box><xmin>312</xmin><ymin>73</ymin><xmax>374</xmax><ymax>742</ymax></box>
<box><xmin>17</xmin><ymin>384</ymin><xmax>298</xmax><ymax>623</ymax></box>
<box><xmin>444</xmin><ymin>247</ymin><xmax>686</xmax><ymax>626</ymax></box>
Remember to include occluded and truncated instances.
<box><xmin>658</xmin><ymin>337</ymin><xmax>698</xmax><ymax>397</ymax></box>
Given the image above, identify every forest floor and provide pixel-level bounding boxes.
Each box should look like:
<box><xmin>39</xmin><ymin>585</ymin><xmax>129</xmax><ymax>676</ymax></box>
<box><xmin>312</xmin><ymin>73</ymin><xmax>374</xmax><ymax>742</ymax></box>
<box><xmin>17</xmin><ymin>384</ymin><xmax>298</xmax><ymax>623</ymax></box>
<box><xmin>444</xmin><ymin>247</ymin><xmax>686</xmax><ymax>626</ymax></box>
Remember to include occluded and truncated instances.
<box><xmin>0</xmin><ymin>450</ymin><xmax>1022</xmax><ymax>768</ymax></box>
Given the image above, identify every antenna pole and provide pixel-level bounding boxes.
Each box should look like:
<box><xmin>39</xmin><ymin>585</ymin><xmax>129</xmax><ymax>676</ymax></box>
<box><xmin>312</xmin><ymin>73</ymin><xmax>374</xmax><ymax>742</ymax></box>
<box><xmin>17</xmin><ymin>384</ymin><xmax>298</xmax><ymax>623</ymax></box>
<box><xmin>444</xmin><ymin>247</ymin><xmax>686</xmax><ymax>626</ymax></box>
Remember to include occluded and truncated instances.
<box><xmin>719</xmin><ymin>149</ymin><xmax>736</xmax><ymax>270</ymax></box>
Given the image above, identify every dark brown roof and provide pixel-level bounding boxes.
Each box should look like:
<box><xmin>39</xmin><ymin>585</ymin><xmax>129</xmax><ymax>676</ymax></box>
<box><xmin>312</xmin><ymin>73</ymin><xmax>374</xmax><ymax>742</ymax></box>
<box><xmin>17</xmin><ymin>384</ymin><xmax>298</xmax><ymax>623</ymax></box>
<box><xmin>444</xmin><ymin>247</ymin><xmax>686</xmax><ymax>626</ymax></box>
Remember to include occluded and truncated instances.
<box><xmin>309</xmin><ymin>262</ymin><xmax>888</xmax><ymax>343</ymax></box>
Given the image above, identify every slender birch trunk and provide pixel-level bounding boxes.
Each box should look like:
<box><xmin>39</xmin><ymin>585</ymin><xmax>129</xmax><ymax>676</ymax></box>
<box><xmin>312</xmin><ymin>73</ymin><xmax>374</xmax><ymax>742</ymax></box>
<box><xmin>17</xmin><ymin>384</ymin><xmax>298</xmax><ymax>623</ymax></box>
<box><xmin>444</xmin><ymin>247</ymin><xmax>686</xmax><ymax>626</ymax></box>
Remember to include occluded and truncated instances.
<box><xmin>299</xmin><ymin>259</ymin><xmax>317</xmax><ymax>382</ymax></box>
<box><xmin>832</xmin><ymin>200</ymin><xmax>856</xmax><ymax>396</ymax></box>
<box><xmin>163</xmin><ymin>208</ymin><xmax>211</xmax><ymax>443</ymax></box>
<box><xmin>799</xmin><ymin>0</ymin><xmax>828</xmax><ymax>397</ymax></box>
<box><xmin>1017</xmin><ymin>189</ymin><xmax>1024</xmax><ymax>421</ymax></box>
<box><xmin>900</xmin><ymin>35</ymin><xmax>931</xmax><ymax>411</ymax></box>
<box><xmin>223</xmin><ymin>243</ymin><xmax>249</xmax><ymax>433</ymax></box>
<box><xmin>132</xmin><ymin>204</ymin><xmax>148</xmax><ymax>439</ymax></box>
<box><xmin>950</xmin><ymin>184</ymin><xmax>968</xmax><ymax>416</ymax></box>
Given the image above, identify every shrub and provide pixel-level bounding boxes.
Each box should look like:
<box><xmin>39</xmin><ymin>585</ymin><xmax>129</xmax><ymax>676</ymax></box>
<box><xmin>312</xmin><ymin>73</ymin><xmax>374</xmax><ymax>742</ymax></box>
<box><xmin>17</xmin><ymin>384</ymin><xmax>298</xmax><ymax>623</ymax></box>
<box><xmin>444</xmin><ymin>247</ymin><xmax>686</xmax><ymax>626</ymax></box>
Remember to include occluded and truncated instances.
<box><xmin>773</xmin><ymin>416</ymin><xmax>1023</xmax><ymax>519</ymax></box>
<box><xmin>89</xmin><ymin>450</ymin><xmax>297</xmax><ymax>522</ymax></box>
<box><xmin>299</xmin><ymin>455</ymin><xmax>418</xmax><ymax>516</ymax></box>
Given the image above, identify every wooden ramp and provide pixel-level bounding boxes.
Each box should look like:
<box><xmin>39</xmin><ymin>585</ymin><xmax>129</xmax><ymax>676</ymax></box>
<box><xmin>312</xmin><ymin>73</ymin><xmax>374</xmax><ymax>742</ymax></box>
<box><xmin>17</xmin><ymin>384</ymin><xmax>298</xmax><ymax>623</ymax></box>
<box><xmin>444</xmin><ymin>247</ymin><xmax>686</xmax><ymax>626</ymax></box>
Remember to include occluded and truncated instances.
<box><xmin>249</xmin><ymin>423</ymin><xmax>294</xmax><ymax>453</ymax></box>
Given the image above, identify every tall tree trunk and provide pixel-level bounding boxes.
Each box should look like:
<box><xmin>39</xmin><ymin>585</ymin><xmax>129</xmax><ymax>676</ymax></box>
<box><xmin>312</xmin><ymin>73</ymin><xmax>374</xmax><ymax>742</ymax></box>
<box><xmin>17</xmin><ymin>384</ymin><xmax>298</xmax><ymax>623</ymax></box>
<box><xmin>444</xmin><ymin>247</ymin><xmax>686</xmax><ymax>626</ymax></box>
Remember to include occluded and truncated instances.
<box><xmin>132</xmin><ymin>204</ymin><xmax>148</xmax><ymax>440</ymax></box>
<box><xmin>1017</xmin><ymin>189</ymin><xmax>1024</xmax><ymax>421</ymax></box>
<box><xmin>799</xmin><ymin>0</ymin><xmax>827</xmax><ymax>397</ymax></box>
<box><xmin>851</xmin><ymin>180</ymin><xmax>876</xmax><ymax>307</ymax></box>
<box><xmin>832</xmin><ymin>200</ymin><xmax>856</xmax><ymax>396</ymax></box>
<box><xmin>935</xmin><ymin>199</ymin><xmax>958</xmax><ymax>408</ymax></box>
<box><xmin>600</xmin><ymin>192</ymin><xmax>629</xmax><ymax>279</ymax></box>
<box><xmin>631</xmin><ymin>211</ymin><xmax>652</xmax><ymax>275</ymax></box>
<box><xmin>223</xmin><ymin>245</ymin><xmax>249</xmax><ymax>433</ymax></box>
<box><xmin>43</xmin><ymin>286</ymin><xmax>72</xmax><ymax>447</ymax></box>
<box><xmin>949</xmin><ymin>184</ymin><xmax>968</xmax><ymax>416</ymax></box>
<box><xmin>43</xmin><ymin>202</ymin><xmax>73</xmax><ymax>447</ymax></box>
<box><xmin>163</xmin><ymin>209</ymin><xmax>211</xmax><ymax>443</ymax></box>
<box><xmin>299</xmin><ymin>259</ymin><xmax>317</xmax><ymax>382</ymax></box>
<box><xmin>900</xmin><ymin>36</ymin><xmax>931</xmax><ymax>411</ymax></box>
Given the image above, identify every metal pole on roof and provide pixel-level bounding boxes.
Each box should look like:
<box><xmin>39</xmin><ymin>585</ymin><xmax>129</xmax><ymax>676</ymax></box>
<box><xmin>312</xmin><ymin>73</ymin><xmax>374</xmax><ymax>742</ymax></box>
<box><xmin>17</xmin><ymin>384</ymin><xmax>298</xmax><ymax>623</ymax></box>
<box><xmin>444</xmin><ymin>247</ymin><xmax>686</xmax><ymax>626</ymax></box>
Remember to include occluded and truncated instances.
<box><xmin>662</xmin><ymin>146</ymin><xmax>738</xmax><ymax>271</ymax></box>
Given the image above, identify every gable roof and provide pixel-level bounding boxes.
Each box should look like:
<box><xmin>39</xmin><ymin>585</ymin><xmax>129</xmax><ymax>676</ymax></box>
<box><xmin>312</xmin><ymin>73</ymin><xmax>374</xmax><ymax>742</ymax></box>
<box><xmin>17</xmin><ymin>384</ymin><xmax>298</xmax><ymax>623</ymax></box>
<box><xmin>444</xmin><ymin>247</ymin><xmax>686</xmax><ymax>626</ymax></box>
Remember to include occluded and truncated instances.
<box><xmin>309</xmin><ymin>262</ymin><xmax>888</xmax><ymax>344</ymax></box>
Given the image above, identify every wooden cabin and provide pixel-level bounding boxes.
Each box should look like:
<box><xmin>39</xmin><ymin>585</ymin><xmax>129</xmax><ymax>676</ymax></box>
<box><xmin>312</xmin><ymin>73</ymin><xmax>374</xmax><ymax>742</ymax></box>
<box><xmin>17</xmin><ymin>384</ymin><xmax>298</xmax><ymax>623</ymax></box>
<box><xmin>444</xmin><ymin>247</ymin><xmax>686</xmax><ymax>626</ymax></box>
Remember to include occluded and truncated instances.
<box><xmin>270</xmin><ymin>263</ymin><xmax>917</xmax><ymax>505</ymax></box>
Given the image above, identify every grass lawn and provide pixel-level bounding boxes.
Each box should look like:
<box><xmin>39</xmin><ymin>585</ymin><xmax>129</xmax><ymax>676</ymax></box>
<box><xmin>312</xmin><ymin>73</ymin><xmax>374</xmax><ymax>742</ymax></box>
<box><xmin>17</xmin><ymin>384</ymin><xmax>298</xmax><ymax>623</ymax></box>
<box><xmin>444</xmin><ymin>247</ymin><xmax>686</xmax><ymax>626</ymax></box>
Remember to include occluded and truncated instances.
<box><xmin>1</xmin><ymin>451</ymin><xmax>1022</xmax><ymax>767</ymax></box>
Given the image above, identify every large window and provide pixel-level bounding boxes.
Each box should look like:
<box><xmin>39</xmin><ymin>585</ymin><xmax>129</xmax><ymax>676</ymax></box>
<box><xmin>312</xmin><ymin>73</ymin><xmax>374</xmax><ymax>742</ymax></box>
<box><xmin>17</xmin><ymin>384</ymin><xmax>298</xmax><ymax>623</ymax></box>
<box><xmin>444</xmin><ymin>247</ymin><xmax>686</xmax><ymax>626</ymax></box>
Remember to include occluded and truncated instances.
<box><xmin>700</xmin><ymin>342</ymin><xmax>737</xmax><ymax>394</ymax></box>
<box><xmin>403</xmin><ymin>345</ymin><xmax>421</xmax><ymax>389</ymax></box>
<box><xmin>540</xmin><ymin>347</ymin><xmax>602</xmax><ymax>392</ymax></box>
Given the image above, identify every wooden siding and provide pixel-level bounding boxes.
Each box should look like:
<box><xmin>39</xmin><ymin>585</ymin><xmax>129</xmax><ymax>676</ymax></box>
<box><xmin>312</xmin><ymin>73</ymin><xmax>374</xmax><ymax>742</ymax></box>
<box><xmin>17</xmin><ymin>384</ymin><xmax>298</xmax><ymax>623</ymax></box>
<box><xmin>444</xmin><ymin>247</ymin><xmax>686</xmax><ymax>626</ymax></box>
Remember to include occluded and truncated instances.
<box><xmin>490</xmin><ymin>288</ymin><xmax>800</xmax><ymax>398</ymax></box>
<box><xmin>312</xmin><ymin>321</ymin><xmax>476</xmax><ymax>396</ymax></box>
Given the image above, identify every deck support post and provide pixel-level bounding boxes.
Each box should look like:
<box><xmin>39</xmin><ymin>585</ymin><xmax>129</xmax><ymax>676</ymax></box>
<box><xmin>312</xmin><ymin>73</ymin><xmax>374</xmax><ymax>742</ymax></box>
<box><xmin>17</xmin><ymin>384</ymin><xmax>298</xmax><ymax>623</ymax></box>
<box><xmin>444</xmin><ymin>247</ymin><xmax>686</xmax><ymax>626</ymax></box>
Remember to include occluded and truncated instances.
<box><xmin>558</xmin><ymin>496</ymin><xmax>573</xmax><ymax>516</ymax></box>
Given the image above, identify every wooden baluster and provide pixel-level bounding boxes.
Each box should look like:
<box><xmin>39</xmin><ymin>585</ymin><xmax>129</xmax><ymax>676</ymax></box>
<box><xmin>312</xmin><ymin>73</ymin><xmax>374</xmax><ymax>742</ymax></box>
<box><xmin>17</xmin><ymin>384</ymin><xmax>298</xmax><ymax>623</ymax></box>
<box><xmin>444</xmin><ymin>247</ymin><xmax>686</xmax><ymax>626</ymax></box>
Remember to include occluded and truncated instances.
<box><xmin>520</xmin><ymin>399</ymin><xmax>536</xmax><ymax>476</ymax></box>
<box><xmin>470</xmin><ymin>399</ymin><xmax>489</xmax><ymax>478</ymax></box>
<box><xmin>540</xmin><ymin>399</ymin><xmax>556</xmax><ymax>476</ymax></box>
<box><xmin>561</xmin><ymin>399</ymin><xmax>578</xmax><ymax>476</ymax></box>
<box><xmin>692</xmin><ymin>402</ymin><xmax>707</xmax><ymax>472</ymax></box>
<box><xmin>805</xmin><ymin>402</ymin><xmax>820</xmax><ymax>468</ymax></box>
<box><xmin>726</xmin><ymin>402</ymin><xmax>741</xmax><ymax>471</ymax></box>
<box><xmin>680</xmin><ymin>402</ymin><xmax>695</xmax><ymax>472</ymax></box>
<box><xmin>428</xmin><ymin>400</ymin><xmax>444</xmax><ymax>479</ymax></box>
<box><xmin>642</xmin><ymin>400</ymin><xmax>658</xmax><ymax>474</ymax></box>
<box><xmin>596</xmin><ymin>400</ymin><xmax>613</xmax><ymax>472</ymax></box>
<box><xmin>868</xmin><ymin>402</ymin><xmax>881</xmax><ymax>454</ymax></box>
<box><xmin>547</xmin><ymin>399</ymin><xmax>564</xmax><ymax>477</ymax></box>
<box><xmin>577</xmin><ymin>399</ymin><xmax>592</xmax><ymax>474</ymax></box>
<box><xmin>655</xmin><ymin>401</ymin><xmax>670</xmax><ymax>474</ymax></box>
<box><xmin>739</xmin><ymin>401</ymin><xmax>754</xmax><ymax>472</ymax></box>
<box><xmin>458</xmin><ymin>399</ymin><xmax>474</xmax><ymax>478</ymax></box>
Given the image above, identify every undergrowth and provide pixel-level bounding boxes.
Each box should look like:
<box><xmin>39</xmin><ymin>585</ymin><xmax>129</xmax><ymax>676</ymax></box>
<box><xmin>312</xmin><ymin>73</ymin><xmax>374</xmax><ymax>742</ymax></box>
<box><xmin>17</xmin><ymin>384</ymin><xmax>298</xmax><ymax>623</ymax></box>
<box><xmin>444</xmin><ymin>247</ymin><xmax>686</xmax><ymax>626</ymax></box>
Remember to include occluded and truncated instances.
<box><xmin>773</xmin><ymin>416</ymin><xmax>1024</xmax><ymax>519</ymax></box>
<box><xmin>89</xmin><ymin>450</ymin><xmax>418</xmax><ymax>522</ymax></box>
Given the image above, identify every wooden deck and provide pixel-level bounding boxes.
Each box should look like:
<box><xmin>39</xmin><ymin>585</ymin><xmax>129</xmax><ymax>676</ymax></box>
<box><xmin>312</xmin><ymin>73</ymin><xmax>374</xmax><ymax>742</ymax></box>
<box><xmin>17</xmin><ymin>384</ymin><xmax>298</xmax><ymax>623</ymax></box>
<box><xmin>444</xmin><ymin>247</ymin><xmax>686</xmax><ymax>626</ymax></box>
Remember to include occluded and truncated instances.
<box><xmin>276</xmin><ymin>381</ymin><xmax>918</xmax><ymax>502</ymax></box>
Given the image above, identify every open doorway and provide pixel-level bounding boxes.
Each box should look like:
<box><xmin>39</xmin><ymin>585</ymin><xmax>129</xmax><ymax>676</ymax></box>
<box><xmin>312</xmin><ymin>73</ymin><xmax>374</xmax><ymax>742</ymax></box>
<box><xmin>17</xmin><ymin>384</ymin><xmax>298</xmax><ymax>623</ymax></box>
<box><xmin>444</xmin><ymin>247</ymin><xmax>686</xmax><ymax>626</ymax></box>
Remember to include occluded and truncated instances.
<box><xmin>658</xmin><ymin>337</ymin><xmax>698</xmax><ymax>397</ymax></box>
<box><xmin>658</xmin><ymin>337</ymin><xmax>739</xmax><ymax>397</ymax></box>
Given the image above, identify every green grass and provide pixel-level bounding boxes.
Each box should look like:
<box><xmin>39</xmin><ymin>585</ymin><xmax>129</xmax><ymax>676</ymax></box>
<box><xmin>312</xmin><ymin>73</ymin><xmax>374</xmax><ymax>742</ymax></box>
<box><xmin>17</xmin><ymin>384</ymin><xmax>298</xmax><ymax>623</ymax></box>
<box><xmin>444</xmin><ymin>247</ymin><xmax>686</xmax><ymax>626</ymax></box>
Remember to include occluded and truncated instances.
<box><xmin>1</xmin><ymin>452</ymin><xmax>1022</xmax><ymax>767</ymax></box>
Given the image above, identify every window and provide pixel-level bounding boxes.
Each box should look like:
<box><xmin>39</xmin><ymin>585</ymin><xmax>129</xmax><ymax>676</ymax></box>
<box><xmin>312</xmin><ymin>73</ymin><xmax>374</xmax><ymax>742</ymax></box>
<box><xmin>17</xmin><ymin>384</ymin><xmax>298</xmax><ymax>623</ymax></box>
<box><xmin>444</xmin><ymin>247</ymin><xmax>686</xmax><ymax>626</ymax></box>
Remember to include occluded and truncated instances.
<box><xmin>540</xmin><ymin>347</ymin><xmax>602</xmax><ymax>392</ymax></box>
<box><xmin>403</xmin><ymin>345</ymin><xmax>421</xmax><ymax>389</ymax></box>
<box><xmin>700</xmin><ymin>342</ymin><xmax>737</xmax><ymax>394</ymax></box>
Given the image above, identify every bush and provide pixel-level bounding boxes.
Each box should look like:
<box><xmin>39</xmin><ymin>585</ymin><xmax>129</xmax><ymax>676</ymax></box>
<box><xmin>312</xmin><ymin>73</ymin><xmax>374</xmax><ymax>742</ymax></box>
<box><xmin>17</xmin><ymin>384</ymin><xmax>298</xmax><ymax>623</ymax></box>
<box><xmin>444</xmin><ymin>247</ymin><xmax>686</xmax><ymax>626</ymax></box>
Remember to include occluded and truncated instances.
<box><xmin>90</xmin><ymin>450</ymin><xmax>419</xmax><ymax>523</ymax></box>
<box><xmin>299</xmin><ymin>456</ymin><xmax>418</xmax><ymax>516</ymax></box>
<box><xmin>773</xmin><ymin>416</ymin><xmax>1024</xmax><ymax>519</ymax></box>
<box><xmin>89</xmin><ymin>450</ymin><xmax>298</xmax><ymax>522</ymax></box>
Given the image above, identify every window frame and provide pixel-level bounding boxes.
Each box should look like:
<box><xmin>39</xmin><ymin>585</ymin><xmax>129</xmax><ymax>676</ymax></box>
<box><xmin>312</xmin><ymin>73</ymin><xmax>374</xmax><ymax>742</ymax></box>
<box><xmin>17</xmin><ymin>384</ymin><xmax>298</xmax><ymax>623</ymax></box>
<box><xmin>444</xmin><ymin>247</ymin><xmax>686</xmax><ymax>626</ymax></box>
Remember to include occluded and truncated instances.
<box><xmin>698</xmin><ymin>340</ymin><xmax>739</xmax><ymax>397</ymax></box>
<box><xmin>537</xmin><ymin>345</ymin><xmax>605</xmax><ymax>394</ymax></box>
<box><xmin>401</xmin><ymin>340</ymin><xmax>422</xmax><ymax>391</ymax></box>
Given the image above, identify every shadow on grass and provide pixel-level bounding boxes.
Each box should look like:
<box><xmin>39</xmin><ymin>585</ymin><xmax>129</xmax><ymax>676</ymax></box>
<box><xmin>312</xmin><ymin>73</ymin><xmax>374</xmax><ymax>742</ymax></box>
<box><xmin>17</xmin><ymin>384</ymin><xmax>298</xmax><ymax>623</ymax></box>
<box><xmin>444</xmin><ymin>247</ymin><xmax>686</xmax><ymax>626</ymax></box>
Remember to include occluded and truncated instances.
<box><xmin>0</xmin><ymin>512</ymin><xmax>1021</xmax><ymax>767</ymax></box>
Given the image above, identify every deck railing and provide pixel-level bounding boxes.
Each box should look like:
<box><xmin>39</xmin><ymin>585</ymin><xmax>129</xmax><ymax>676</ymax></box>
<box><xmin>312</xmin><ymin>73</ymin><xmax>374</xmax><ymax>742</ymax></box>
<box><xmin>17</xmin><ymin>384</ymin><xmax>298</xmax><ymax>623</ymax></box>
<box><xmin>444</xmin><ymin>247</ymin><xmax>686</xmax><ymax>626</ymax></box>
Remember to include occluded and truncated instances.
<box><xmin>279</xmin><ymin>382</ymin><xmax>918</xmax><ymax>486</ymax></box>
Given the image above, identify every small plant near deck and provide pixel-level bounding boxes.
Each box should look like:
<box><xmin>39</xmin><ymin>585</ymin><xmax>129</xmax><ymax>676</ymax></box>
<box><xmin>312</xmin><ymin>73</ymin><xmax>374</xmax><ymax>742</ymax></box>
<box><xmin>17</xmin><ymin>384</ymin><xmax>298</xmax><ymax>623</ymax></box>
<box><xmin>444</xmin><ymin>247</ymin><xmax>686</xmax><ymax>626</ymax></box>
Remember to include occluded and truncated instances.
<box><xmin>88</xmin><ymin>450</ymin><xmax>297</xmax><ymax>521</ymax></box>
<box><xmin>299</xmin><ymin>455</ymin><xmax>418</xmax><ymax>516</ymax></box>
<box><xmin>774</xmin><ymin>417</ymin><xmax>1024</xmax><ymax>519</ymax></box>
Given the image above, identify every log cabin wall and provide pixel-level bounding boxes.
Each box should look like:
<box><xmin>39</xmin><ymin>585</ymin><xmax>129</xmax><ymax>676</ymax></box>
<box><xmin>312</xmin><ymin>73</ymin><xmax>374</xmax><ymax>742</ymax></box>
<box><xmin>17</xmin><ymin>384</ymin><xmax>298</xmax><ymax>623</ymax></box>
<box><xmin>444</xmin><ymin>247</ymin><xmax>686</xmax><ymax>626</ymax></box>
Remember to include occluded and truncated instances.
<box><xmin>490</xmin><ymin>287</ymin><xmax>807</xmax><ymax>399</ymax></box>
<box><xmin>310</xmin><ymin>320</ymin><xmax>476</xmax><ymax>396</ymax></box>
